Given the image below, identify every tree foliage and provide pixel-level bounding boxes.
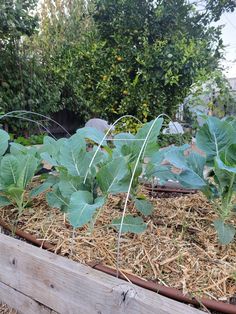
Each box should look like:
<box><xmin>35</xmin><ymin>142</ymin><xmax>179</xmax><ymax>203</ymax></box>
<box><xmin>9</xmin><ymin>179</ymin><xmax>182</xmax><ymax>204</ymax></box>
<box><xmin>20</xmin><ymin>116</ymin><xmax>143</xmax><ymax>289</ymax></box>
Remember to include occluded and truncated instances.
<box><xmin>0</xmin><ymin>0</ymin><xmax>60</xmax><ymax>132</ymax></box>
<box><xmin>0</xmin><ymin>0</ymin><xmax>235</xmax><ymax>130</ymax></box>
<box><xmin>67</xmin><ymin>0</ymin><xmax>236</xmax><ymax>122</ymax></box>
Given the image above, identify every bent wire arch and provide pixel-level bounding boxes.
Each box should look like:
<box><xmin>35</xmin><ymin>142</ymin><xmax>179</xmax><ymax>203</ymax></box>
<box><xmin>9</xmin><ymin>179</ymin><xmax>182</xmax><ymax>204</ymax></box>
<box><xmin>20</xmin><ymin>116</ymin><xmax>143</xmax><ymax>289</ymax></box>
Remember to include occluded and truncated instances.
<box><xmin>0</xmin><ymin>110</ymin><xmax>71</xmax><ymax>138</ymax></box>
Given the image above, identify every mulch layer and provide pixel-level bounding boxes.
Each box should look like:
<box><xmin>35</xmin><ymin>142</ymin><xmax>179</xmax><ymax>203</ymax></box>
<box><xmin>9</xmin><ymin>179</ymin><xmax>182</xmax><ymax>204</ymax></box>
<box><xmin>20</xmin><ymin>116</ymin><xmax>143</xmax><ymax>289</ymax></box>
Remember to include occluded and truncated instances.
<box><xmin>0</xmin><ymin>184</ymin><xmax>236</xmax><ymax>312</ymax></box>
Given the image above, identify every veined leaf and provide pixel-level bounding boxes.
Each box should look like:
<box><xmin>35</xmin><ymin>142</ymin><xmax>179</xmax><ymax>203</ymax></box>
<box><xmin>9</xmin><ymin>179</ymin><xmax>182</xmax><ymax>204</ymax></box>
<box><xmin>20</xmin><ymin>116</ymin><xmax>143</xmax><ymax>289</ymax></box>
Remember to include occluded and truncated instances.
<box><xmin>58</xmin><ymin>172</ymin><xmax>85</xmax><ymax>198</ymax></box>
<box><xmin>214</xmin><ymin>219</ymin><xmax>235</xmax><ymax>245</ymax></box>
<box><xmin>17</xmin><ymin>154</ymin><xmax>38</xmax><ymax>188</ymax></box>
<box><xmin>40</xmin><ymin>137</ymin><xmax>66</xmax><ymax>166</ymax></box>
<box><xmin>0</xmin><ymin>195</ymin><xmax>11</xmax><ymax>206</ymax></box>
<box><xmin>68</xmin><ymin>191</ymin><xmax>105</xmax><ymax>228</ymax></box>
<box><xmin>40</xmin><ymin>152</ymin><xmax>59</xmax><ymax>167</ymax></box>
<box><xmin>59</xmin><ymin>139</ymin><xmax>86</xmax><ymax>176</ymax></box>
<box><xmin>96</xmin><ymin>157</ymin><xmax>129</xmax><ymax>194</ymax></box>
<box><xmin>214</xmin><ymin>157</ymin><xmax>236</xmax><ymax>196</ymax></box>
<box><xmin>0</xmin><ymin>155</ymin><xmax>18</xmax><ymax>186</ymax></box>
<box><xmin>0</xmin><ymin>129</ymin><xmax>10</xmax><ymax>156</ymax></box>
<box><xmin>220</xmin><ymin>144</ymin><xmax>236</xmax><ymax>167</ymax></box>
<box><xmin>46</xmin><ymin>187</ymin><xmax>69</xmax><ymax>212</ymax></box>
<box><xmin>135</xmin><ymin>118</ymin><xmax>163</xmax><ymax>158</ymax></box>
<box><xmin>76</xmin><ymin>127</ymin><xmax>107</xmax><ymax>146</ymax></box>
<box><xmin>134</xmin><ymin>198</ymin><xmax>153</xmax><ymax>215</ymax></box>
<box><xmin>6</xmin><ymin>186</ymin><xmax>24</xmax><ymax>204</ymax></box>
<box><xmin>196</xmin><ymin>117</ymin><xmax>234</xmax><ymax>163</ymax></box>
<box><xmin>165</xmin><ymin>148</ymin><xmax>206</xmax><ymax>189</ymax></box>
<box><xmin>111</xmin><ymin>215</ymin><xmax>146</xmax><ymax>233</ymax></box>
<box><xmin>179</xmin><ymin>169</ymin><xmax>207</xmax><ymax>189</ymax></box>
<box><xmin>136</xmin><ymin>118</ymin><xmax>163</xmax><ymax>144</ymax></box>
<box><xmin>215</xmin><ymin>157</ymin><xmax>236</xmax><ymax>174</ymax></box>
<box><xmin>114</xmin><ymin>133</ymin><xmax>136</xmax><ymax>149</ymax></box>
<box><xmin>145</xmin><ymin>163</ymin><xmax>177</xmax><ymax>184</ymax></box>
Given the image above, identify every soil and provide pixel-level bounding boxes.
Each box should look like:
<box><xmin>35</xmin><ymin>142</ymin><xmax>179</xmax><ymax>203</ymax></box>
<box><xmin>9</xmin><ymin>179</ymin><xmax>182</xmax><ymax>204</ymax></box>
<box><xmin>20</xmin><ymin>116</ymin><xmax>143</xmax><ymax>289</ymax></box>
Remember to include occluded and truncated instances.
<box><xmin>0</xmin><ymin>185</ymin><xmax>236</xmax><ymax>313</ymax></box>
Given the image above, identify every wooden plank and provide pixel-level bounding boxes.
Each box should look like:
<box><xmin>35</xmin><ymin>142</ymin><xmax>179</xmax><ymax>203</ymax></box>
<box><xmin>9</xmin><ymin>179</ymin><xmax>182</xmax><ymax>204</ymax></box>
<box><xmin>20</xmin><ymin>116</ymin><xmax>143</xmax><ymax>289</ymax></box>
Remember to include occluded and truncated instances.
<box><xmin>0</xmin><ymin>234</ymin><xmax>204</xmax><ymax>314</ymax></box>
<box><xmin>0</xmin><ymin>281</ymin><xmax>57</xmax><ymax>314</ymax></box>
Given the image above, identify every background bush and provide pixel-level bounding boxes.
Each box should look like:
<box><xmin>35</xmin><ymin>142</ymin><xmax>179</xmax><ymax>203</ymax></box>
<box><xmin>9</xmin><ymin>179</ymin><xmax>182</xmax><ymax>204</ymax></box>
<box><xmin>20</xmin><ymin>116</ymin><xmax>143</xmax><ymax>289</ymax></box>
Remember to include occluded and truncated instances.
<box><xmin>0</xmin><ymin>0</ymin><xmax>235</xmax><ymax>133</ymax></box>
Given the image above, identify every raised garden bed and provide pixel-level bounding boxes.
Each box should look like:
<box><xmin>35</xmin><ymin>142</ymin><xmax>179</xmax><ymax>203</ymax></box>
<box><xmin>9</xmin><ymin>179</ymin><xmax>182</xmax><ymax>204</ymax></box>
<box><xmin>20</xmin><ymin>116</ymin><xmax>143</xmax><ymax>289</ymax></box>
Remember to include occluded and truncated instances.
<box><xmin>0</xmin><ymin>233</ymin><xmax>204</xmax><ymax>314</ymax></box>
<box><xmin>0</xmin><ymin>187</ymin><xmax>235</xmax><ymax>313</ymax></box>
<box><xmin>1</xmin><ymin>116</ymin><xmax>236</xmax><ymax>314</ymax></box>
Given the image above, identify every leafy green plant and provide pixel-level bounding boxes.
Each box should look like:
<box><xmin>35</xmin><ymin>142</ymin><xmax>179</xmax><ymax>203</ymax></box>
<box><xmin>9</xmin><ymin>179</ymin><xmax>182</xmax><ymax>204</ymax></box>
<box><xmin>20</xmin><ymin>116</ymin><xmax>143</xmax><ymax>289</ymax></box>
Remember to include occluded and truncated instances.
<box><xmin>36</xmin><ymin>118</ymin><xmax>164</xmax><ymax>233</ymax></box>
<box><xmin>164</xmin><ymin>116</ymin><xmax>236</xmax><ymax>244</ymax></box>
<box><xmin>0</xmin><ymin>129</ymin><xmax>41</xmax><ymax>215</ymax></box>
<box><xmin>0</xmin><ymin>152</ymin><xmax>40</xmax><ymax>214</ymax></box>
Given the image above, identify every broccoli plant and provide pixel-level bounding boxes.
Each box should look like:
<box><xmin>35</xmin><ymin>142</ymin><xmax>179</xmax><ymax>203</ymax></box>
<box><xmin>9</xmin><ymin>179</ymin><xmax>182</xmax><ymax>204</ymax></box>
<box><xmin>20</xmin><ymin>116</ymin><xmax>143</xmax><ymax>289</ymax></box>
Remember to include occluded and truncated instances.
<box><xmin>164</xmin><ymin>116</ymin><xmax>236</xmax><ymax>244</ymax></box>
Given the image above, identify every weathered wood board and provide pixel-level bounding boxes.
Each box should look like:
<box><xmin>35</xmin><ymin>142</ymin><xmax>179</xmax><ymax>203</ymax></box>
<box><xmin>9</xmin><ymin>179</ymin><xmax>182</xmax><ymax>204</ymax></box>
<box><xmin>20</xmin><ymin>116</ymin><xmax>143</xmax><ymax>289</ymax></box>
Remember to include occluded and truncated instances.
<box><xmin>0</xmin><ymin>234</ymin><xmax>204</xmax><ymax>314</ymax></box>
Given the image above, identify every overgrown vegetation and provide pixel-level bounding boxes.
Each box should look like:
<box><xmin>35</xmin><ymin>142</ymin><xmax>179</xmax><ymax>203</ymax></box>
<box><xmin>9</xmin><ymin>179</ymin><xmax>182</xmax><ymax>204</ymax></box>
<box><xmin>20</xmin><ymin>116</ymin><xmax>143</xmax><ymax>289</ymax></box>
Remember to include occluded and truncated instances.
<box><xmin>1</xmin><ymin>0</ymin><xmax>235</xmax><ymax>132</ymax></box>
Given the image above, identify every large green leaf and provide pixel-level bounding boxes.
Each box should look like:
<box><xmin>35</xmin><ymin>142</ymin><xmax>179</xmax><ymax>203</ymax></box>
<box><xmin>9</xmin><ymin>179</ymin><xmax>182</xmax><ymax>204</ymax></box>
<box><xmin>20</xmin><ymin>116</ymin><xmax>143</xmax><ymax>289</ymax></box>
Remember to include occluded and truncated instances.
<box><xmin>165</xmin><ymin>149</ymin><xmax>188</xmax><ymax>169</ymax></box>
<box><xmin>59</xmin><ymin>138</ymin><xmax>86</xmax><ymax>176</ymax></box>
<box><xmin>178</xmin><ymin>169</ymin><xmax>207</xmax><ymax>189</ymax></box>
<box><xmin>196</xmin><ymin>117</ymin><xmax>234</xmax><ymax>163</ymax></box>
<box><xmin>134</xmin><ymin>198</ymin><xmax>153</xmax><ymax>215</ymax></box>
<box><xmin>59</xmin><ymin>136</ymin><xmax>104</xmax><ymax>177</ymax></box>
<box><xmin>9</xmin><ymin>143</ymin><xmax>28</xmax><ymax>155</ymax></box>
<box><xmin>0</xmin><ymin>155</ymin><xmax>18</xmax><ymax>186</ymax></box>
<box><xmin>17</xmin><ymin>154</ymin><xmax>38</xmax><ymax>188</ymax></box>
<box><xmin>214</xmin><ymin>219</ymin><xmax>235</xmax><ymax>245</ymax></box>
<box><xmin>46</xmin><ymin>187</ymin><xmax>69</xmax><ymax>212</ymax></box>
<box><xmin>165</xmin><ymin>148</ymin><xmax>206</xmax><ymax>189</ymax></box>
<box><xmin>220</xmin><ymin>144</ymin><xmax>236</xmax><ymax>167</ymax></box>
<box><xmin>135</xmin><ymin>118</ymin><xmax>163</xmax><ymax>157</ymax></box>
<box><xmin>145</xmin><ymin>145</ymin><xmax>189</xmax><ymax>183</ymax></box>
<box><xmin>67</xmin><ymin>191</ymin><xmax>105</xmax><ymax>228</ymax></box>
<box><xmin>0</xmin><ymin>195</ymin><xmax>11</xmax><ymax>206</ymax></box>
<box><xmin>114</xmin><ymin>133</ymin><xmax>136</xmax><ymax>152</ymax></box>
<box><xmin>214</xmin><ymin>157</ymin><xmax>236</xmax><ymax>196</ymax></box>
<box><xmin>76</xmin><ymin>127</ymin><xmax>107</xmax><ymax>146</ymax></box>
<box><xmin>6</xmin><ymin>186</ymin><xmax>24</xmax><ymax>205</ymax></box>
<box><xmin>215</xmin><ymin>157</ymin><xmax>236</xmax><ymax>175</ymax></box>
<box><xmin>111</xmin><ymin>215</ymin><xmax>146</xmax><ymax>233</ymax></box>
<box><xmin>97</xmin><ymin>157</ymin><xmax>130</xmax><ymax>194</ymax></box>
<box><xmin>0</xmin><ymin>129</ymin><xmax>10</xmax><ymax>156</ymax></box>
<box><xmin>135</xmin><ymin>118</ymin><xmax>163</xmax><ymax>144</ymax></box>
<box><xmin>40</xmin><ymin>152</ymin><xmax>59</xmax><ymax>167</ymax></box>
<box><xmin>145</xmin><ymin>163</ymin><xmax>177</xmax><ymax>184</ymax></box>
<box><xmin>40</xmin><ymin>137</ymin><xmax>67</xmax><ymax>166</ymax></box>
<box><xmin>58</xmin><ymin>172</ymin><xmax>86</xmax><ymax>198</ymax></box>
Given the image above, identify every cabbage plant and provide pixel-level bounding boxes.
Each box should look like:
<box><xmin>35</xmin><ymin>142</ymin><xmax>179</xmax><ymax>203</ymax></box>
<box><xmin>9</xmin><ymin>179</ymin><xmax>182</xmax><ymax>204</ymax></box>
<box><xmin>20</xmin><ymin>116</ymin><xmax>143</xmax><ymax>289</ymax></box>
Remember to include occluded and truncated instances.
<box><xmin>38</xmin><ymin>119</ymin><xmax>164</xmax><ymax>233</ymax></box>
<box><xmin>165</xmin><ymin>116</ymin><xmax>236</xmax><ymax>244</ymax></box>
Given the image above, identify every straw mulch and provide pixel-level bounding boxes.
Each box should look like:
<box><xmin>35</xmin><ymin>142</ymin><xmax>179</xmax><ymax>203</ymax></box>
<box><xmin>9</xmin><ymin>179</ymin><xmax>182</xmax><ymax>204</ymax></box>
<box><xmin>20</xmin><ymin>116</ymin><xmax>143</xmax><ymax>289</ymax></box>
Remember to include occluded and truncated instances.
<box><xmin>0</xmin><ymin>304</ymin><xmax>16</xmax><ymax>314</ymax></box>
<box><xmin>1</xmin><ymin>187</ymin><xmax>236</xmax><ymax>304</ymax></box>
